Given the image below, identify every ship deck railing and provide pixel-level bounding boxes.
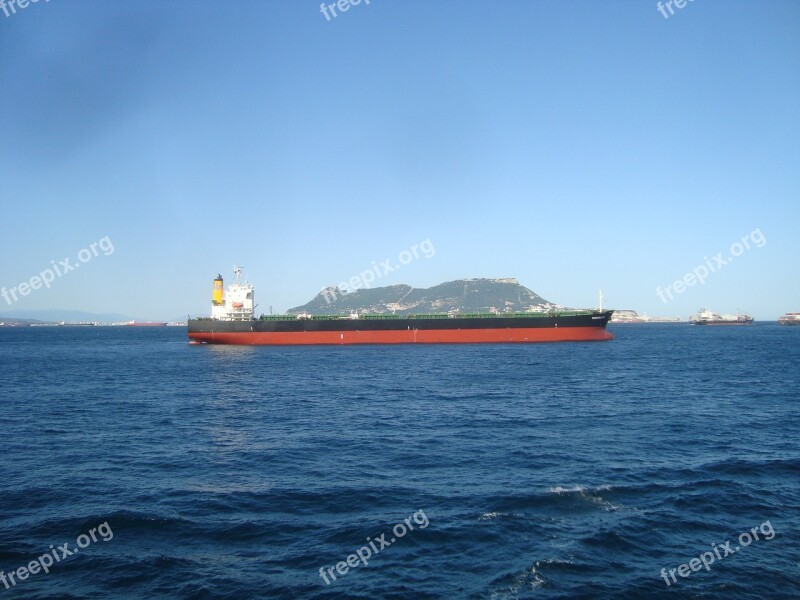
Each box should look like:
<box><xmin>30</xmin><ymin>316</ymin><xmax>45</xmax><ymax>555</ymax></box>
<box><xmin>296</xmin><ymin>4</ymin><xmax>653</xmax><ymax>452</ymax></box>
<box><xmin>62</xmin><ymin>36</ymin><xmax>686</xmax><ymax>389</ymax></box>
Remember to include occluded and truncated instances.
<box><xmin>244</xmin><ymin>310</ymin><xmax>607</xmax><ymax>322</ymax></box>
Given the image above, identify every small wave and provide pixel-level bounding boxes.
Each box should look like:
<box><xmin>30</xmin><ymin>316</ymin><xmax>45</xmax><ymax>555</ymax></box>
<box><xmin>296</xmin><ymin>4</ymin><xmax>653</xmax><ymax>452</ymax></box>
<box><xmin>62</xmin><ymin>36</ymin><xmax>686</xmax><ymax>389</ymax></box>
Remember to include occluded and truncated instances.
<box><xmin>548</xmin><ymin>484</ymin><xmax>613</xmax><ymax>494</ymax></box>
<box><xmin>488</xmin><ymin>564</ymin><xmax>545</xmax><ymax>599</ymax></box>
<box><xmin>488</xmin><ymin>558</ymin><xmax>578</xmax><ymax>598</ymax></box>
<box><xmin>547</xmin><ymin>484</ymin><xmax>621</xmax><ymax>511</ymax></box>
<box><xmin>479</xmin><ymin>512</ymin><xmax>507</xmax><ymax>521</ymax></box>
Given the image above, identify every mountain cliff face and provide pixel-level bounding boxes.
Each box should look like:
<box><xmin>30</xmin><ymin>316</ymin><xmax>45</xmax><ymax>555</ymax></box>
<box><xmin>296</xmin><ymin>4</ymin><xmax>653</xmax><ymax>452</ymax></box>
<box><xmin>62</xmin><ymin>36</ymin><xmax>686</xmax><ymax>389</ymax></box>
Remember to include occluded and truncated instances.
<box><xmin>287</xmin><ymin>278</ymin><xmax>562</xmax><ymax>315</ymax></box>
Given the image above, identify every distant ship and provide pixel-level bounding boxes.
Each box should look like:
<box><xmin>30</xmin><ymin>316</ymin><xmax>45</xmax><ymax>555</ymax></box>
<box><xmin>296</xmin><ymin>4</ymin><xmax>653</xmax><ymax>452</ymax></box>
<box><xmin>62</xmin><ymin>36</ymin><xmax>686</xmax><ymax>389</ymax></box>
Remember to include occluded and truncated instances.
<box><xmin>689</xmin><ymin>308</ymin><xmax>753</xmax><ymax>325</ymax></box>
<box><xmin>778</xmin><ymin>312</ymin><xmax>800</xmax><ymax>326</ymax></box>
<box><xmin>127</xmin><ymin>321</ymin><xmax>168</xmax><ymax>327</ymax></box>
<box><xmin>609</xmin><ymin>310</ymin><xmax>642</xmax><ymax>323</ymax></box>
<box><xmin>187</xmin><ymin>267</ymin><xmax>615</xmax><ymax>345</ymax></box>
<box><xmin>610</xmin><ymin>310</ymin><xmax>681</xmax><ymax>323</ymax></box>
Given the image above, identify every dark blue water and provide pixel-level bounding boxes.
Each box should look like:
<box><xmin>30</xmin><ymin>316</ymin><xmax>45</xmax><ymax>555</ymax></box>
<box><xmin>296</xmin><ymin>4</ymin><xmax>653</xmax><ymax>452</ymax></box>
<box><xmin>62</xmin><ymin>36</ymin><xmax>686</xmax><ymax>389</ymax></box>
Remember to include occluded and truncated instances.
<box><xmin>1</xmin><ymin>324</ymin><xmax>798</xmax><ymax>599</ymax></box>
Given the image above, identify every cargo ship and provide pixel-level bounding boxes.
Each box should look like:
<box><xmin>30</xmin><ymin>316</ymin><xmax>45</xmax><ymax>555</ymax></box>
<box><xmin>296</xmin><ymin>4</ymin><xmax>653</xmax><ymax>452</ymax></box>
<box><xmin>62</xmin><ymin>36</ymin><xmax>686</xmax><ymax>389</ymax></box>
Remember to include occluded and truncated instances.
<box><xmin>778</xmin><ymin>312</ymin><xmax>800</xmax><ymax>326</ymax></box>
<box><xmin>689</xmin><ymin>308</ymin><xmax>754</xmax><ymax>325</ymax></box>
<box><xmin>609</xmin><ymin>310</ymin><xmax>682</xmax><ymax>323</ymax></box>
<box><xmin>127</xmin><ymin>321</ymin><xmax>168</xmax><ymax>327</ymax></box>
<box><xmin>187</xmin><ymin>267</ymin><xmax>614</xmax><ymax>345</ymax></box>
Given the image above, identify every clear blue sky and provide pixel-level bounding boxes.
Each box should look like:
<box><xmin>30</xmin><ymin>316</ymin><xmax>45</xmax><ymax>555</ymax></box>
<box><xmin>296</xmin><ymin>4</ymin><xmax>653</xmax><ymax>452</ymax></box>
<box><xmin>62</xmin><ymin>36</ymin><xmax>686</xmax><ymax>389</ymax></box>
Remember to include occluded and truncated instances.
<box><xmin>1</xmin><ymin>0</ymin><xmax>798</xmax><ymax>320</ymax></box>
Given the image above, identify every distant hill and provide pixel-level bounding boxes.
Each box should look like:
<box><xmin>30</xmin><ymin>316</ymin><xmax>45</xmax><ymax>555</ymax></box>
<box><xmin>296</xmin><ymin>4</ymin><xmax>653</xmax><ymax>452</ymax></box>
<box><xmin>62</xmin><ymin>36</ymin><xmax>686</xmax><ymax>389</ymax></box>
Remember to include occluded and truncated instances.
<box><xmin>0</xmin><ymin>317</ymin><xmax>52</xmax><ymax>326</ymax></box>
<box><xmin>0</xmin><ymin>310</ymin><xmax>133</xmax><ymax>323</ymax></box>
<box><xmin>288</xmin><ymin>278</ymin><xmax>563</xmax><ymax>315</ymax></box>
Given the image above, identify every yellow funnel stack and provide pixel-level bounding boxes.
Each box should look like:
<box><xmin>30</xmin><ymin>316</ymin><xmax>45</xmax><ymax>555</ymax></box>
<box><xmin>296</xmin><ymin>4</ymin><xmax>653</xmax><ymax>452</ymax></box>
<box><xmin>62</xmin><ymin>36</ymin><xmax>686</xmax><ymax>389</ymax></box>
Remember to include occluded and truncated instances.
<box><xmin>212</xmin><ymin>275</ymin><xmax>224</xmax><ymax>306</ymax></box>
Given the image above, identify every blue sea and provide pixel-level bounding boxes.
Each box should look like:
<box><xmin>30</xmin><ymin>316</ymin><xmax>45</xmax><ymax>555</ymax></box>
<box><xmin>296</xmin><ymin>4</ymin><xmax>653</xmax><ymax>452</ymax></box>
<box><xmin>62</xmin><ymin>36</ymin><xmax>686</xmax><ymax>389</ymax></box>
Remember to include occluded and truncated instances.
<box><xmin>1</xmin><ymin>324</ymin><xmax>798</xmax><ymax>599</ymax></box>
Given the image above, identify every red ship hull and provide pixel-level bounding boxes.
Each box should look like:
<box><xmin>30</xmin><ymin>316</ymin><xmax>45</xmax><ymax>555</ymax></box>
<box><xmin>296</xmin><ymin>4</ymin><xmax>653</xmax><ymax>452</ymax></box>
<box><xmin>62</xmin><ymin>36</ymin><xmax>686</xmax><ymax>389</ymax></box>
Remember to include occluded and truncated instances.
<box><xmin>188</xmin><ymin>326</ymin><xmax>613</xmax><ymax>345</ymax></box>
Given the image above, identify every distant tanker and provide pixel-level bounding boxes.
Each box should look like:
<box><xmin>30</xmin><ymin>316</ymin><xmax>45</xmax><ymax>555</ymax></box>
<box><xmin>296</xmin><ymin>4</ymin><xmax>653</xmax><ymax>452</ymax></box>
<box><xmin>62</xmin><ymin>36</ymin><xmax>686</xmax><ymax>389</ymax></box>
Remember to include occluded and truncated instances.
<box><xmin>689</xmin><ymin>308</ymin><xmax>753</xmax><ymax>325</ymax></box>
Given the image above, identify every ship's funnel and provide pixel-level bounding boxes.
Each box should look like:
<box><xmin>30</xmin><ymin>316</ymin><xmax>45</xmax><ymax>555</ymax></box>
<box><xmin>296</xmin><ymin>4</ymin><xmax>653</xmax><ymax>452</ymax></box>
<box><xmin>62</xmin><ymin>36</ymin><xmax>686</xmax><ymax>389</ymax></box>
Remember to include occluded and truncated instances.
<box><xmin>212</xmin><ymin>274</ymin><xmax>224</xmax><ymax>306</ymax></box>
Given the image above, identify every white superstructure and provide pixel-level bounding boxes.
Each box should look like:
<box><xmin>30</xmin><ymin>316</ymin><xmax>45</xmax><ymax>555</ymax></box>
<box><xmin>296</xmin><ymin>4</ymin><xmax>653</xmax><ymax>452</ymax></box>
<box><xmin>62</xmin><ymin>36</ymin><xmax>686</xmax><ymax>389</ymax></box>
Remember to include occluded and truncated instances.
<box><xmin>211</xmin><ymin>265</ymin><xmax>255</xmax><ymax>321</ymax></box>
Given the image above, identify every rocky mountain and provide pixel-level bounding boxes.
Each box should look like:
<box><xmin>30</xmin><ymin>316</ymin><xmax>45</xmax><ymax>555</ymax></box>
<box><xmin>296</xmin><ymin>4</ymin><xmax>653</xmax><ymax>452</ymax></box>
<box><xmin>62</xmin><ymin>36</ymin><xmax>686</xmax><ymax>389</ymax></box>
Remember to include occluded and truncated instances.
<box><xmin>287</xmin><ymin>278</ymin><xmax>563</xmax><ymax>315</ymax></box>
